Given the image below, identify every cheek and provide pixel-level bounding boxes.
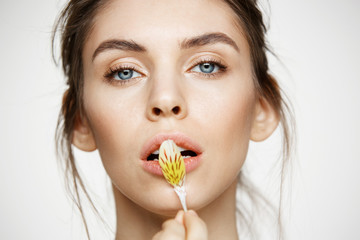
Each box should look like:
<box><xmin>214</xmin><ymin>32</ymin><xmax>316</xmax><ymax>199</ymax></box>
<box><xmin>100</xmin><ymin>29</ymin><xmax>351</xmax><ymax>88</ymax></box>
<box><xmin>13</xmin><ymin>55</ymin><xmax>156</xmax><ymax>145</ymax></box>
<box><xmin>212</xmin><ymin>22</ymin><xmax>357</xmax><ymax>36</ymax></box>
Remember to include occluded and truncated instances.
<box><xmin>195</xmin><ymin>77</ymin><xmax>256</xmax><ymax>158</ymax></box>
<box><xmin>82</xmin><ymin>86</ymin><xmax>156</xmax><ymax>207</ymax></box>
<box><xmin>213</xmin><ymin>94</ymin><xmax>254</xmax><ymax>167</ymax></box>
<box><xmin>81</xmin><ymin>83</ymin><xmax>142</xmax><ymax>172</ymax></box>
<box><xmin>185</xmin><ymin>80</ymin><xmax>256</xmax><ymax>207</ymax></box>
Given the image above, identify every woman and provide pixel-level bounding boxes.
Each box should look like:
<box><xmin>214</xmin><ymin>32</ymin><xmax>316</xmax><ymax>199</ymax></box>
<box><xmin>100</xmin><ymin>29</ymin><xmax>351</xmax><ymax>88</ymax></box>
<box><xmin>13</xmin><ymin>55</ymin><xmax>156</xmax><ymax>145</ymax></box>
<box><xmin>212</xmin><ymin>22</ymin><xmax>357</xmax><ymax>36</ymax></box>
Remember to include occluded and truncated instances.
<box><xmin>53</xmin><ymin>0</ymin><xmax>293</xmax><ymax>239</ymax></box>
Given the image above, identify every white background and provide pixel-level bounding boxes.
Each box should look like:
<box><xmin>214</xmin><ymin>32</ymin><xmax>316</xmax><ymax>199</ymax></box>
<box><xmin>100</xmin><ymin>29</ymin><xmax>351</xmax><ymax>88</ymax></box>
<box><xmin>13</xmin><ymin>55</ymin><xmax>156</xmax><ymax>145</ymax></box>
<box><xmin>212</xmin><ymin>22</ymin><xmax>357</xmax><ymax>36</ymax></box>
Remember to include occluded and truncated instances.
<box><xmin>0</xmin><ymin>0</ymin><xmax>359</xmax><ymax>239</ymax></box>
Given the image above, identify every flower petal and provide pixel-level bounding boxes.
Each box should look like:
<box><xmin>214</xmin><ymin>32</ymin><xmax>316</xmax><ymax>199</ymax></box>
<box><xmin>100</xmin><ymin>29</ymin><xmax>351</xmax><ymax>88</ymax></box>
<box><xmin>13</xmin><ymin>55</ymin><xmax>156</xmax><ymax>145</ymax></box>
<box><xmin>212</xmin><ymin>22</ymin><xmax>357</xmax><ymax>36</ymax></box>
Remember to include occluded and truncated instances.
<box><xmin>159</xmin><ymin>140</ymin><xmax>186</xmax><ymax>187</ymax></box>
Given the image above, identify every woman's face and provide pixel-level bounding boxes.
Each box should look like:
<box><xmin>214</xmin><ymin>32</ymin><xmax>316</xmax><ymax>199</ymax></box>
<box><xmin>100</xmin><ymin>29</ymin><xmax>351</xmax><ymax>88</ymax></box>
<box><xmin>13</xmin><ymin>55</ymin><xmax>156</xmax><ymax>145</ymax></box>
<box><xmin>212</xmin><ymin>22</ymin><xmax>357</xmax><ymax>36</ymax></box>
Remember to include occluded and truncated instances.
<box><xmin>81</xmin><ymin>0</ymin><xmax>257</xmax><ymax>215</ymax></box>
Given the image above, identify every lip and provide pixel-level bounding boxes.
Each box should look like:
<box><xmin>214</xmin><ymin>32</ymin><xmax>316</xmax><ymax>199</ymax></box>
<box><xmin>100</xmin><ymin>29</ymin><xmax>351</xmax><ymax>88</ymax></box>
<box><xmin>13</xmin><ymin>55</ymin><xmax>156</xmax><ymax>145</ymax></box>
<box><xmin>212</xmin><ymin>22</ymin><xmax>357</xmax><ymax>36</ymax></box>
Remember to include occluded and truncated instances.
<box><xmin>140</xmin><ymin>132</ymin><xmax>203</xmax><ymax>176</ymax></box>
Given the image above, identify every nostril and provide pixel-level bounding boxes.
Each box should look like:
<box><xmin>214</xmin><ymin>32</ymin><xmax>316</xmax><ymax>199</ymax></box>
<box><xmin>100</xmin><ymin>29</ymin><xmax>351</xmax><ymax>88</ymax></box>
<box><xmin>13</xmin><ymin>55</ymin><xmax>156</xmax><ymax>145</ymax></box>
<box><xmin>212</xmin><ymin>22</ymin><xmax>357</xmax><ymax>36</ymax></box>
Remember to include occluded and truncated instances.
<box><xmin>172</xmin><ymin>106</ymin><xmax>180</xmax><ymax>115</ymax></box>
<box><xmin>150</xmin><ymin>106</ymin><xmax>182</xmax><ymax>117</ymax></box>
<box><xmin>152</xmin><ymin>108</ymin><xmax>161</xmax><ymax>116</ymax></box>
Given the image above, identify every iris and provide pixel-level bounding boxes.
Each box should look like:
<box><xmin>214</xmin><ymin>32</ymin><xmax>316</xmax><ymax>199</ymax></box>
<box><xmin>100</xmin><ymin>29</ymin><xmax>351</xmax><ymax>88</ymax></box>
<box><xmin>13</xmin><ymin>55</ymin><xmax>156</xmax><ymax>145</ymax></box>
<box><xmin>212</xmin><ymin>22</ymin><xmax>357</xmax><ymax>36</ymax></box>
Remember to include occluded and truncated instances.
<box><xmin>117</xmin><ymin>69</ymin><xmax>133</xmax><ymax>80</ymax></box>
<box><xmin>199</xmin><ymin>62</ymin><xmax>215</xmax><ymax>73</ymax></box>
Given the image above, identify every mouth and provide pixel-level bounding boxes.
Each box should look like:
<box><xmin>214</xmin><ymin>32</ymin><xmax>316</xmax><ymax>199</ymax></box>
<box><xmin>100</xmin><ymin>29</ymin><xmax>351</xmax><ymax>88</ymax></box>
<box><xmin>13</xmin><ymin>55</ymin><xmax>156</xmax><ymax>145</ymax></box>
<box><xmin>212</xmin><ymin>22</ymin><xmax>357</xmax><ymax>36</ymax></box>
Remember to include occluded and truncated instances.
<box><xmin>140</xmin><ymin>133</ymin><xmax>203</xmax><ymax>175</ymax></box>
<box><xmin>146</xmin><ymin>147</ymin><xmax>198</xmax><ymax>161</ymax></box>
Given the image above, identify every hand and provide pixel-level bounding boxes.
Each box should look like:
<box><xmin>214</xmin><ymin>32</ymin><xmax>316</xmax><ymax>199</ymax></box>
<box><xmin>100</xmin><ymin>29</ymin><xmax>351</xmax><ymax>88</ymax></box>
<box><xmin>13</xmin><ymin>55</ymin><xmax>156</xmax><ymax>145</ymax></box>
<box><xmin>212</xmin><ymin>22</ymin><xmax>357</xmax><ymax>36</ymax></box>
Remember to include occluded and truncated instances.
<box><xmin>152</xmin><ymin>210</ymin><xmax>208</xmax><ymax>240</ymax></box>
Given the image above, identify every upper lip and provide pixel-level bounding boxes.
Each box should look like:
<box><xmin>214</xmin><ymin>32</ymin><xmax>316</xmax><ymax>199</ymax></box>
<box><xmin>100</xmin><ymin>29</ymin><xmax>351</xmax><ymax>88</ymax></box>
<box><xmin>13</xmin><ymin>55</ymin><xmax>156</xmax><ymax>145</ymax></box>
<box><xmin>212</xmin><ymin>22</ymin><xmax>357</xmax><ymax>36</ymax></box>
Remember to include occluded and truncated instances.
<box><xmin>140</xmin><ymin>132</ymin><xmax>203</xmax><ymax>161</ymax></box>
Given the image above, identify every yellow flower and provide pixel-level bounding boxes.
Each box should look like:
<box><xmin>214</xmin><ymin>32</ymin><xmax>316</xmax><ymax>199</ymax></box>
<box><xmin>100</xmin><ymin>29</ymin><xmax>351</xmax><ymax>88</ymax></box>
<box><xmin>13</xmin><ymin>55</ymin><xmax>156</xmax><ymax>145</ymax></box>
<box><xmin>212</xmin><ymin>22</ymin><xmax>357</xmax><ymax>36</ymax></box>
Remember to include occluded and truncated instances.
<box><xmin>159</xmin><ymin>140</ymin><xmax>186</xmax><ymax>187</ymax></box>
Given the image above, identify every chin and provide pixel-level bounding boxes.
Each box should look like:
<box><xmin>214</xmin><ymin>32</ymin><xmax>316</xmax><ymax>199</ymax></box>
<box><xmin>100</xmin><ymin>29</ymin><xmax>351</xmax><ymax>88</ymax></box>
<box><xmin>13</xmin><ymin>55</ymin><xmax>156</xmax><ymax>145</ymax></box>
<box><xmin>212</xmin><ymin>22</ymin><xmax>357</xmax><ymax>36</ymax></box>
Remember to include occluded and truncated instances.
<box><xmin>133</xmin><ymin>186</ymin><xmax>207</xmax><ymax>217</ymax></box>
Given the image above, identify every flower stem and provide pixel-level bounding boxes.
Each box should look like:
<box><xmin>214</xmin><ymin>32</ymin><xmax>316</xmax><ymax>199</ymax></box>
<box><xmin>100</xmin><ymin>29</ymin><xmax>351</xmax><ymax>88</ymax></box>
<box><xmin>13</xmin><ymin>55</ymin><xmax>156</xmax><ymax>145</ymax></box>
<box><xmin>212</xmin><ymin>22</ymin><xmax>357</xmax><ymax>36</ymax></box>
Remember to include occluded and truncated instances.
<box><xmin>174</xmin><ymin>185</ymin><xmax>187</xmax><ymax>212</ymax></box>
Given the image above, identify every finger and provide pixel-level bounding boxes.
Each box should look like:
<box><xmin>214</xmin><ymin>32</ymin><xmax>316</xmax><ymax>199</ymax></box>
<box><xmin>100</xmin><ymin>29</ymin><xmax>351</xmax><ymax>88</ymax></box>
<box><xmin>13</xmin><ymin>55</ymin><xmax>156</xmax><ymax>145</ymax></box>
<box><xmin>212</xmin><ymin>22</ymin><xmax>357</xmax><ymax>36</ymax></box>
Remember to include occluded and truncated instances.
<box><xmin>184</xmin><ymin>210</ymin><xmax>208</xmax><ymax>240</ymax></box>
<box><xmin>162</xmin><ymin>218</ymin><xmax>185</xmax><ymax>236</ymax></box>
<box><xmin>153</xmin><ymin>218</ymin><xmax>185</xmax><ymax>240</ymax></box>
<box><xmin>152</xmin><ymin>211</ymin><xmax>185</xmax><ymax>240</ymax></box>
<box><xmin>152</xmin><ymin>231</ymin><xmax>163</xmax><ymax>240</ymax></box>
<box><xmin>175</xmin><ymin>210</ymin><xmax>185</xmax><ymax>224</ymax></box>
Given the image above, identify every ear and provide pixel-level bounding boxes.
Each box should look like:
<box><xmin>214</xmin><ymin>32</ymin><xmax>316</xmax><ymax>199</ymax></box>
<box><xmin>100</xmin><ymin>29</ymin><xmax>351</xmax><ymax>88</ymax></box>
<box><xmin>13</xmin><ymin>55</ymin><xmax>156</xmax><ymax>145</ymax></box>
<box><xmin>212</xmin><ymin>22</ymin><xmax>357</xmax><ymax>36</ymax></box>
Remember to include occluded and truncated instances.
<box><xmin>250</xmin><ymin>97</ymin><xmax>279</xmax><ymax>142</ymax></box>
<box><xmin>72</xmin><ymin>111</ymin><xmax>97</xmax><ymax>152</ymax></box>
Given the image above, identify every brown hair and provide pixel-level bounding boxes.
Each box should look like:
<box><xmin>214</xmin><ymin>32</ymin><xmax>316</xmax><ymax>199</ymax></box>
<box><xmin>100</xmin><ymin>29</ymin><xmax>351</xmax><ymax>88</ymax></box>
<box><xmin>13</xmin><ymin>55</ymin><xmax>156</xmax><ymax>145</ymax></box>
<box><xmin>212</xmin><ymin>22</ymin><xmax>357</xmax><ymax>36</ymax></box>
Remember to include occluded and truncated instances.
<box><xmin>53</xmin><ymin>0</ymin><xmax>294</xmax><ymax>239</ymax></box>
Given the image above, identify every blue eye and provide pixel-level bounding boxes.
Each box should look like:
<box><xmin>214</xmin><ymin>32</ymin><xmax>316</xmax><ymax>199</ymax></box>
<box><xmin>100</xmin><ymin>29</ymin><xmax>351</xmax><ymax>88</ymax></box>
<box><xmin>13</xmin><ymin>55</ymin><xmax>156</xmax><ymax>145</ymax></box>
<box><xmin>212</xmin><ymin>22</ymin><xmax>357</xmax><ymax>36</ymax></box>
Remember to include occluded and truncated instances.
<box><xmin>114</xmin><ymin>69</ymin><xmax>141</xmax><ymax>80</ymax></box>
<box><xmin>191</xmin><ymin>62</ymin><xmax>220</xmax><ymax>74</ymax></box>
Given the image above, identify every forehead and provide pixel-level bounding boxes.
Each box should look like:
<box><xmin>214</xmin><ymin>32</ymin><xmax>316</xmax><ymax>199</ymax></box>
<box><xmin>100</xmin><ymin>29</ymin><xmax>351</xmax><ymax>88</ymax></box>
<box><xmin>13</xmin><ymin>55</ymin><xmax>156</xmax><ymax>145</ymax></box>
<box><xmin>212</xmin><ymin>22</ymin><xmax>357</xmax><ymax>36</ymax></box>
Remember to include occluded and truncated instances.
<box><xmin>85</xmin><ymin>0</ymin><xmax>246</xmax><ymax>56</ymax></box>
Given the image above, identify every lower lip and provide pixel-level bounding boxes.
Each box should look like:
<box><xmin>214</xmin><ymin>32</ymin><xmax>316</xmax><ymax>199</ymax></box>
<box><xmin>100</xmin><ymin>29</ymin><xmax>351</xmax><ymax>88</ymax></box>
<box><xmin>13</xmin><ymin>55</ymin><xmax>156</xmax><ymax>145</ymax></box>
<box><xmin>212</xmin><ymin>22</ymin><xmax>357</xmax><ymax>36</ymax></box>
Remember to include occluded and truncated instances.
<box><xmin>141</xmin><ymin>155</ymin><xmax>202</xmax><ymax>176</ymax></box>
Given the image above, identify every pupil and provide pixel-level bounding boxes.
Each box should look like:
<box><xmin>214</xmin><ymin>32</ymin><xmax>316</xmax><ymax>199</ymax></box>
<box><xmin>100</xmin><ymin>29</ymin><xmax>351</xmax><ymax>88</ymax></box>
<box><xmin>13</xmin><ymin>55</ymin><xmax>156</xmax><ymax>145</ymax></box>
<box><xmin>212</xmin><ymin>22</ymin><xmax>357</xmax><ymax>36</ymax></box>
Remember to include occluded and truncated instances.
<box><xmin>200</xmin><ymin>63</ymin><xmax>214</xmax><ymax>73</ymax></box>
<box><xmin>118</xmin><ymin>69</ymin><xmax>133</xmax><ymax>80</ymax></box>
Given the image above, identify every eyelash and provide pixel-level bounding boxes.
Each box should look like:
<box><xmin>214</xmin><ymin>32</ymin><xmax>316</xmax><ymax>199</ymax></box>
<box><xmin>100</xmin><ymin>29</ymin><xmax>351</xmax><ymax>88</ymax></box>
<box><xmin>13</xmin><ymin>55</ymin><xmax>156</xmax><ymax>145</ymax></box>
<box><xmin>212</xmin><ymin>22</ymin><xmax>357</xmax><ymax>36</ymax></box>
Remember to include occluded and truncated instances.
<box><xmin>103</xmin><ymin>65</ymin><xmax>143</xmax><ymax>85</ymax></box>
<box><xmin>103</xmin><ymin>58</ymin><xmax>228</xmax><ymax>85</ymax></box>
<box><xmin>188</xmin><ymin>58</ymin><xmax>227</xmax><ymax>78</ymax></box>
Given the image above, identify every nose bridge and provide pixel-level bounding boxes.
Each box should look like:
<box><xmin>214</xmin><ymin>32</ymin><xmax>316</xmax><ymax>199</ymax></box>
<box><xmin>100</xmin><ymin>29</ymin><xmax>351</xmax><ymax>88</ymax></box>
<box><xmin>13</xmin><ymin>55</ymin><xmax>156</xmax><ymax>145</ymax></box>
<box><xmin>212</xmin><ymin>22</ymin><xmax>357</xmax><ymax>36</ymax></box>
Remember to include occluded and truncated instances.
<box><xmin>146</xmin><ymin>62</ymin><xmax>187</xmax><ymax>121</ymax></box>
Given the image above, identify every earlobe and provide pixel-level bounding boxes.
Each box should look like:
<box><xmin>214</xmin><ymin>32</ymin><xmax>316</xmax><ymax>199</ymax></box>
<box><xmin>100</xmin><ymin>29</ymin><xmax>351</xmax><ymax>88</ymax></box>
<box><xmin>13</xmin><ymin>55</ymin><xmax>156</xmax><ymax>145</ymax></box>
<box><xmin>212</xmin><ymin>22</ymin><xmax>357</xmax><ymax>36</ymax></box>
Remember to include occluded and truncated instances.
<box><xmin>72</xmin><ymin>111</ymin><xmax>97</xmax><ymax>152</ymax></box>
<box><xmin>250</xmin><ymin>97</ymin><xmax>279</xmax><ymax>142</ymax></box>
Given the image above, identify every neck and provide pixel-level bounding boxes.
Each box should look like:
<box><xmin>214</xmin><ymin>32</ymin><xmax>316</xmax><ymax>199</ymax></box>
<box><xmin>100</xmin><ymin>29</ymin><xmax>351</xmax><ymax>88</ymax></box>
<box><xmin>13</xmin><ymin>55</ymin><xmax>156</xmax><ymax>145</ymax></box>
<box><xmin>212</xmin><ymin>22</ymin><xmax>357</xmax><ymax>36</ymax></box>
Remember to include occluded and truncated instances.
<box><xmin>113</xmin><ymin>179</ymin><xmax>239</xmax><ymax>240</ymax></box>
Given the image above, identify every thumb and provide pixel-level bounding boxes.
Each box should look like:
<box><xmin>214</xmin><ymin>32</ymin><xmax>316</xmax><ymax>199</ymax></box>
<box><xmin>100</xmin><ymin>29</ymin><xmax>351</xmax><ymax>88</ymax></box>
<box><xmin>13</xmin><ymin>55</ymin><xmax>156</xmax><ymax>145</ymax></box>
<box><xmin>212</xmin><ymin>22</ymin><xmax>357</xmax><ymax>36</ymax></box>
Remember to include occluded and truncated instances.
<box><xmin>184</xmin><ymin>210</ymin><xmax>208</xmax><ymax>240</ymax></box>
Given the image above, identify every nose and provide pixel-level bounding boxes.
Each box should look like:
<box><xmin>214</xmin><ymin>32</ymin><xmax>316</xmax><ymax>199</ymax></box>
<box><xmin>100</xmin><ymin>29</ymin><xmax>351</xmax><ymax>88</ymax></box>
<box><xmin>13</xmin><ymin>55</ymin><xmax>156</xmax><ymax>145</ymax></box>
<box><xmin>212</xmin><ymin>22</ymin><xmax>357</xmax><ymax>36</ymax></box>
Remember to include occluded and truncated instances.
<box><xmin>146</xmin><ymin>75</ymin><xmax>188</xmax><ymax>121</ymax></box>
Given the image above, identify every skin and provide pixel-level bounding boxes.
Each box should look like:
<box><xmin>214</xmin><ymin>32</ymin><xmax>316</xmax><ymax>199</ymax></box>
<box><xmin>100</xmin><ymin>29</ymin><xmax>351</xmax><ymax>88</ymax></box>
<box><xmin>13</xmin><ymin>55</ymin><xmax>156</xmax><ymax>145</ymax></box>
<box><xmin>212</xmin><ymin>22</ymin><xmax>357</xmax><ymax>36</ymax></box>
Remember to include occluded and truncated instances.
<box><xmin>72</xmin><ymin>0</ymin><xmax>279</xmax><ymax>239</ymax></box>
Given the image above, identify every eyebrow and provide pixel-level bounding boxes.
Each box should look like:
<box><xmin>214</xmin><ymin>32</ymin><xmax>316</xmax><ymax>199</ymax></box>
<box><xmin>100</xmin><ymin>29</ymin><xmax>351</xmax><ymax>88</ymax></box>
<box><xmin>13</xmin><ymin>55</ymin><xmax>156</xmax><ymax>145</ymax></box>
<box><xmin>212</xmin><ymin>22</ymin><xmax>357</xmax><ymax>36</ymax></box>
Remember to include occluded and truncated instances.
<box><xmin>92</xmin><ymin>39</ymin><xmax>146</xmax><ymax>61</ymax></box>
<box><xmin>180</xmin><ymin>32</ymin><xmax>239</xmax><ymax>52</ymax></box>
<box><xmin>92</xmin><ymin>32</ymin><xmax>239</xmax><ymax>61</ymax></box>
